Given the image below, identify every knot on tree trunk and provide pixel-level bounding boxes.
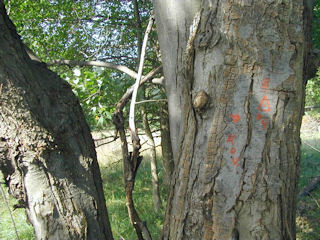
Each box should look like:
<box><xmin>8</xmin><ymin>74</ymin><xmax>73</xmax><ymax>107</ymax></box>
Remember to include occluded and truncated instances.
<box><xmin>193</xmin><ymin>90</ymin><xmax>209</xmax><ymax>110</ymax></box>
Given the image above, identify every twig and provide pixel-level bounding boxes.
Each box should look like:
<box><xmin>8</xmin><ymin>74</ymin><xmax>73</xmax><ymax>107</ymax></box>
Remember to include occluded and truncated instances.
<box><xmin>84</xmin><ymin>91</ymin><xmax>100</xmax><ymax>101</ymax></box>
<box><xmin>0</xmin><ymin>184</ymin><xmax>20</xmax><ymax>240</ymax></box>
<box><xmin>135</xmin><ymin>99</ymin><xmax>167</xmax><ymax>105</ymax></box>
<box><xmin>47</xmin><ymin>60</ymin><xmax>138</xmax><ymax>79</ymax></box>
<box><xmin>305</xmin><ymin>106</ymin><xmax>320</xmax><ymax>111</ymax></box>
<box><xmin>95</xmin><ymin>137</ymin><xmax>120</xmax><ymax>148</ymax></box>
<box><xmin>302</xmin><ymin>140</ymin><xmax>320</xmax><ymax>153</ymax></box>
<box><xmin>309</xmin><ymin>193</ymin><xmax>320</xmax><ymax>209</ymax></box>
<box><xmin>127</xmin><ymin>14</ymin><xmax>155</xmax><ymax>240</ymax></box>
<box><xmin>6</xmin><ymin>0</ymin><xmax>11</xmax><ymax>15</ymax></box>
<box><xmin>299</xmin><ymin>176</ymin><xmax>320</xmax><ymax>198</ymax></box>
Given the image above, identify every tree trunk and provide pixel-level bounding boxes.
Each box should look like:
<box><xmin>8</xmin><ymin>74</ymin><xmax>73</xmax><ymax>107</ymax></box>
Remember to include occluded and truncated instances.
<box><xmin>141</xmin><ymin>101</ymin><xmax>162</xmax><ymax>212</ymax></box>
<box><xmin>154</xmin><ymin>0</ymin><xmax>314</xmax><ymax>239</ymax></box>
<box><xmin>0</xmin><ymin>3</ymin><xmax>113</xmax><ymax>239</ymax></box>
<box><xmin>159</xmin><ymin>102</ymin><xmax>174</xmax><ymax>185</ymax></box>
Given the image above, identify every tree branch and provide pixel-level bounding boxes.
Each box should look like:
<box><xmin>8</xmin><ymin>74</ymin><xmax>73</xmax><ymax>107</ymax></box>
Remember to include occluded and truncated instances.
<box><xmin>116</xmin><ymin>66</ymin><xmax>162</xmax><ymax>111</ymax></box>
<box><xmin>129</xmin><ymin>16</ymin><xmax>155</xmax><ymax>138</ymax></box>
<box><xmin>46</xmin><ymin>59</ymin><xmax>164</xmax><ymax>85</ymax></box>
<box><xmin>25</xmin><ymin>44</ymin><xmax>164</xmax><ymax>85</ymax></box>
<box><xmin>135</xmin><ymin>99</ymin><xmax>167</xmax><ymax>105</ymax></box>
<box><xmin>112</xmin><ymin>15</ymin><xmax>156</xmax><ymax>240</ymax></box>
<box><xmin>47</xmin><ymin>59</ymin><xmax>138</xmax><ymax>79</ymax></box>
<box><xmin>127</xmin><ymin>15</ymin><xmax>155</xmax><ymax>240</ymax></box>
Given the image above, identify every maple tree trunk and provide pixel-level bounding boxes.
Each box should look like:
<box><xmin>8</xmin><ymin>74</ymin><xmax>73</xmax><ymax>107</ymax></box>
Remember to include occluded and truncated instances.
<box><xmin>154</xmin><ymin>0</ymin><xmax>314</xmax><ymax>239</ymax></box>
<box><xmin>0</xmin><ymin>3</ymin><xmax>113</xmax><ymax>239</ymax></box>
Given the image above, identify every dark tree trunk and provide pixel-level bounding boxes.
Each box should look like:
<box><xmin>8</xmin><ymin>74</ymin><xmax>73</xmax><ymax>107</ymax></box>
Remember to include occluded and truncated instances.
<box><xmin>0</xmin><ymin>3</ymin><xmax>113</xmax><ymax>239</ymax></box>
<box><xmin>159</xmin><ymin>102</ymin><xmax>174</xmax><ymax>185</ymax></box>
<box><xmin>154</xmin><ymin>0</ymin><xmax>314</xmax><ymax>239</ymax></box>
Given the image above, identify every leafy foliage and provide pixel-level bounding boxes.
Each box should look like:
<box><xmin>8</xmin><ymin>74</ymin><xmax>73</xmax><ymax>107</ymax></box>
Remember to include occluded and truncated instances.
<box><xmin>306</xmin><ymin>69</ymin><xmax>320</xmax><ymax>108</ymax></box>
<box><xmin>313</xmin><ymin>0</ymin><xmax>320</xmax><ymax>49</ymax></box>
<box><xmin>4</xmin><ymin>0</ymin><xmax>162</xmax><ymax>130</ymax></box>
<box><xmin>62</xmin><ymin>67</ymin><xmax>134</xmax><ymax>129</ymax></box>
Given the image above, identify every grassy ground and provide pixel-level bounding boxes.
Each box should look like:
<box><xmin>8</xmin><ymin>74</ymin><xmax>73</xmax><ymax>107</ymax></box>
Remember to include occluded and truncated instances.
<box><xmin>297</xmin><ymin>114</ymin><xmax>320</xmax><ymax>240</ymax></box>
<box><xmin>0</xmin><ymin>185</ymin><xmax>35</xmax><ymax>239</ymax></box>
<box><xmin>0</xmin><ymin>120</ymin><xmax>320</xmax><ymax>240</ymax></box>
<box><xmin>0</xmin><ymin>154</ymin><xmax>169</xmax><ymax>240</ymax></box>
<box><xmin>100</xmin><ymin>158</ymin><xmax>169</xmax><ymax>240</ymax></box>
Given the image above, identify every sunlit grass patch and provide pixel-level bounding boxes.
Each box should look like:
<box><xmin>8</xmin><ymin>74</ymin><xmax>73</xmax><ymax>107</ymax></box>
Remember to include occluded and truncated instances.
<box><xmin>297</xmin><ymin>117</ymin><xmax>320</xmax><ymax>240</ymax></box>
<box><xmin>0</xmin><ymin>180</ymin><xmax>35</xmax><ymax>240</ymax></box>
<box><xmin>101</xmin><ymin>154</ymin><xmax>168</xmax><ymax>240</ymax></box>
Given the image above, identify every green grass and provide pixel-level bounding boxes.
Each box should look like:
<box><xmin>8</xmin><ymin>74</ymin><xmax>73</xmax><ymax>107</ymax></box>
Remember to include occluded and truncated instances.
<box><xmin>100</xmin><ymin>158</ymin><xmax>169</xmax><ymax>240</ymax></box>
<box><xmin>0</xmin><ymin>184</ymin><xmax>35</xmax><ymax>240</ymax></box>
<box><xmin>297</xmin><ymin>130</ymin><xmax>320</xmax><ymax>240</ymax></box>
<box><xmin>0</xmin><ymin>156</ymin><xmax>169</xmax><ymax>240</ymax></box>
<box><xmin>0</xmin><ymin>130</ymin><xmax>319</xmax><ymax>240</ymax></box>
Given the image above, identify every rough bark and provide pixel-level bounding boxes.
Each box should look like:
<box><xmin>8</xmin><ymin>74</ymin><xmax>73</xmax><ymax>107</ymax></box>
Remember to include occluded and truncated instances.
<box><xmin>0</xmin><ymin>3</ymin><xmax>113</xmax><ymax>239</ymax></box>
<box><xmin>159</xmin><ymin>102</ymin><xmax>174</xmax><ymax>185</ymax></box>
<box><xmin>154</xmin><ymin>0</ymin><xmax>313</xmax><ymax>239</ymax></box>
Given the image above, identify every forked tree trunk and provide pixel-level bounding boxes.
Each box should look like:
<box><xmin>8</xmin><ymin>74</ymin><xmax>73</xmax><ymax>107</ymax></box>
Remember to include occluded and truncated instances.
<box><xmin>154</xmin><ymin>0</ymin><xmax>314</xmax><ymax>239</ymax></box>
<box><xmin>0</xmin><ymin>3</ymin><xmax>113</xmax><ymax>239</ymax></box>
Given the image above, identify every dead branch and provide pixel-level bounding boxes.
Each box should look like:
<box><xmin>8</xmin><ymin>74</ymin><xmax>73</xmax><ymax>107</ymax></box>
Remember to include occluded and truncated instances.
<box><xmin>299</xmin><ymin>176</ymin><xmax>320</xmax><ymax>198</ymax></box>
<box><xmin>113</xmin><ymin>15</ymin><xmax>155</xmax><ymax>240</ymax></box>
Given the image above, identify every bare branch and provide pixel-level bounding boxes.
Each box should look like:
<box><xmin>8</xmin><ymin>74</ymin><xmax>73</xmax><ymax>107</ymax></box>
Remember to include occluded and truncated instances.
<box><xmin>47</xmin><ymin>59</ymin><xmax>164</xmax><ymax>86</ymax></box>
<box><xmin>128</xmin><ymin>15</ymin><xmax>155</xmax><ymax>240</ymax></box>
<box><xmin>116</xmin><ymin>66</ymin><xmax>162</xmax><ymax>111</ymax></box>
<box><xmin>24</xmin><ymin>44</ymin><xmax>164</xmax><ymax>86</ymax></box>
<box><xmin>129</xmin><ymin>16</ymin><xmax>155</xmax><ymax>139</ymax></box>
<box><xmin>47</xmin><ymin>59</ymin><xmax>138</xmax><ymax>79</ymax></box>
<box><xmin>135</xmin><ymin>99</ymin><xmax>167</xmax><ymax>105</ymax></box>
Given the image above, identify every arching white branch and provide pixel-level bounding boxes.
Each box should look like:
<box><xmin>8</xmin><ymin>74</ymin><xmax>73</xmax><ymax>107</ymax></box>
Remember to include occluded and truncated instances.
<box><xmin>47</xmin><ymin>59</ymin><xmax>138</xmax><ymax>79</ymax></box>
<box><xmin>129</xmin><ymin>15</ymin><xmax>155</xmax><ymax>137</ymax></box>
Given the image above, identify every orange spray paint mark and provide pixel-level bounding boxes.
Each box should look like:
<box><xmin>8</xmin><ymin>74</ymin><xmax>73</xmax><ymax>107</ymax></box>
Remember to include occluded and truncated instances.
<box><xmin>258</xmin><ymin>95</ymin><xmax>271</xmax><ymax>112</ymax></box>
<box><xmin>233</xmin><ymin>157</ymin><xmax>240</xmax><ymax>166</ymax></box>
<box><xmin>227</xmin><ymin>134</ymin><xmax>236</xmax><ymax>145</ymax></box>
<box><xmin>230</xmin><ymin>113</ymin><xmax>241</xmax><ymax>123</ymax></box>
<box><xmin>230</xmin><ymin>147</ymin><xmax>236</xmax><ymax>154</ymax></box>
<box><xmin>261</xmin><ymin>118</ymin><xmax>269</xmax><ymax>130</ymax></box>
<box><xmin>262</xmin><ymin>78</ymin><xmax>271</xmax><ymax>92</ymax></box>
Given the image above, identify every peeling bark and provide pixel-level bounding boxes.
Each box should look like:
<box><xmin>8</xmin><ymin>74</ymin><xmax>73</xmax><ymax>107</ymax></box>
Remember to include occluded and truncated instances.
<box><xmin>154</xmin><ymin>0</ymin><xmax>314</xmax><ymax>239</ymax></box>
<box><xmin>0</xmin><ymin>3</ymin><xmax>113</xmax><ymax>239</ymax></box>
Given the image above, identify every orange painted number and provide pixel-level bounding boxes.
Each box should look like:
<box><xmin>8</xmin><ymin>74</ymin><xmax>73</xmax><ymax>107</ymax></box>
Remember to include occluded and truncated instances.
<box><xmin>258</xmin><ymin>96</ymin><xmax>271</xmax><ymax>112</ymax></box>
<box><xmin>230</xmin><ymin>147</ymin><xmax>236</xmax><ymax>154</ymax></box>
<box><xmin>227</xmin><ymin>134</ymin><xmax>236</xmax><ymax>145</ymax></box>
<box><xmin>230</xmin><ymin>113</ymin><xmax>241</xmax><ymax>123</ymax></box>
<box><xmin>262</xmin><ymin>78</ymin><xmax>271</xmax><ymax>92</ymax></box>
<box><xmin>233</xmin><ymin>157</ymin><xmax>240</xmax><ymax>166</ymax></box>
